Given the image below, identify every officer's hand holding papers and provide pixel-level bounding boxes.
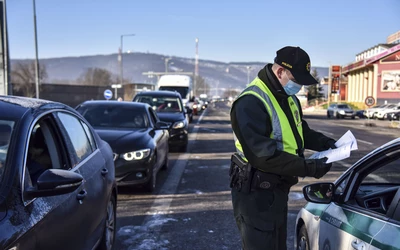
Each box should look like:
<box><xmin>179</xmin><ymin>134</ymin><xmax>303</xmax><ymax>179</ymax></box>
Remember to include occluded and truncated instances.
<box><xmin>309</xmin><ymin>130</ymin><xmax>358</xmax><ymax>163</ymax></box>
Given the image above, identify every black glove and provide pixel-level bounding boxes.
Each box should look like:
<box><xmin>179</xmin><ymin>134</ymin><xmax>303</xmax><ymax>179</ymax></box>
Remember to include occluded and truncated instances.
<box><xmin>326</xmin><ymin>139</ymin><xmax>337</xmax><ymax>149</ymax></box>
<box><xmin>305</xmin><ymin>157</ymin><xmax>332</xmax><ymax>179</ymax></box>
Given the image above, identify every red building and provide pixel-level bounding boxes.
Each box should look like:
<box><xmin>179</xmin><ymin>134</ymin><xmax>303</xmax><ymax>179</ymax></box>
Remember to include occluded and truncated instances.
<box><xmin>341</xmin><ymin>43</ymin><xmax>400</xmax><ymax>108</ymax></box>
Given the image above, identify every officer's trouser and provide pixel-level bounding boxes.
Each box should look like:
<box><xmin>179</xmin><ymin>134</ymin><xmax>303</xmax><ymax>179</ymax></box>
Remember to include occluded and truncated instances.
<box><xmin>231</xmin><ymin>186</ymin><xmax>289</xmax><ymax>250</ymax></box>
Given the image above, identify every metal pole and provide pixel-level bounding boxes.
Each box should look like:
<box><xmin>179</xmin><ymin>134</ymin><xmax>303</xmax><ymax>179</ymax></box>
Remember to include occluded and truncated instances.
<box><xmin>119</xmin><ymin>34</ymin><xmax>135</xmax><ymax>100</ymax></box>
<box><xmin>165</xmin><ymin>58</ymin><xmax>171</xmax><ymax>73</ymax></box>
<box><xmin>120</xmin><ymin>35</ymin><xmax>123</xmax><ymax>86</ymax></box>
<box><xmin>194</xmin><ymin>38</ymin><xmax>199</xmax><ymax>97</ymax></box>
<box><xmin>247</xmin><ymin>66</ymin><xmax>251</xmax><ymax>85</ymax></box>
<box><xmin>33</xmin><ymin>0</ymin><xmax>40</xmax><ymax>98</ymax></box>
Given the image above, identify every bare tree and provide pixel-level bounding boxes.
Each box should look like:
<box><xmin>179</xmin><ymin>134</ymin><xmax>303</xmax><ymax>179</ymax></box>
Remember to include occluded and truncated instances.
<box><xmin>78</xmin><ymin>67</ymin><xmax>115</xmax><ymax>86</ymax></box>
<box><xmin>11</xmin><ymin>62</ymin><xmax>48</xmax><ymax>97</ymax></box>
<box><xmin>194</xmin><ymin>75</ymin><xmax>210</xmax><ymax>96</ymax></box>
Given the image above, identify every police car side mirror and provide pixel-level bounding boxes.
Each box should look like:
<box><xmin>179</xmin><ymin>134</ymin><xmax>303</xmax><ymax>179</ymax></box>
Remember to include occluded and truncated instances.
<box><xmin>303</xmin><ymin>183</ymin><xmax>335</xmax><ymax>204</ymax></box>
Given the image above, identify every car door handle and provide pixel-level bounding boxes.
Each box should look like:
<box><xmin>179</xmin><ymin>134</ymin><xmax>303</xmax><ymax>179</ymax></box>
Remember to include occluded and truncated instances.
<box><xmin>77</xmin><ymin>190</ymin><xmax>87</xmax><ymax>204</ymax></box>
<box><xmin>101</xmin><ymin>168</ymin><xmax>109</xmax><ymax>176</ymax></box>
<box><xmin>351</xmin><ymin>239</ymin><xmax>366</xmax><ymax>250</ymax></box>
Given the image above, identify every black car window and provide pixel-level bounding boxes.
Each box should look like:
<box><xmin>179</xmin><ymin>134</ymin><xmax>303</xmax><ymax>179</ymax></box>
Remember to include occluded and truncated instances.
<box><xmin>57</xmin><ymin>112</ymin><xmax>93</xmax><ymax>163</ymax></box>
<box><xmin>81</xmin><ymin>121</ymin><xmax>97</xmax><ymax>150</ymax></box>
<box><xmin>77</xmin><ymin>105</ymin><xmax>149</xmax><ymax>129</ymax></box>
<box><xmin>135</xmin><ymin>96</ymin><xmax>183</xmax><ymax>113</ymax></box>
<box><xmin>0</xmin><ymin>120</ymin><xmax>15</xmax><ymax>183</ymax></box>
<box><xmin>148</xmin><ymin>108</ymin><xmax>158</xmax><ymax>126</ymax></box>
<box><xmin>25</xmin><ymin>116</ymin><xmax>65</xmax><ymax>187</ymax></box>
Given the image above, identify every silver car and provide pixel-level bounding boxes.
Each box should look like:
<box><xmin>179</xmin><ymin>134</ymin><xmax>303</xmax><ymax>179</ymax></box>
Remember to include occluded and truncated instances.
<box><xmin>327</xmin><ymin>103</ymin><xmax>355</xmax><ymax>119</ymax></box>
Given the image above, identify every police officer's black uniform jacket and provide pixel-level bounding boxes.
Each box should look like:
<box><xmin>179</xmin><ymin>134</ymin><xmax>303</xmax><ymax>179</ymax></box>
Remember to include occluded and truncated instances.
<box><xmin>230</xmin><ymin>64</ymin><xmax>335</xmax><ymax>188</ymax></box>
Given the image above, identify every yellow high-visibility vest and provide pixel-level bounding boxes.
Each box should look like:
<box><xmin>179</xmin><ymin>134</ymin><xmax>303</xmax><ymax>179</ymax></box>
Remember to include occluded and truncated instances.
<box><xmin>233</xmin><ymin>78</ymin><xmax>304</xmax><ymax>162</ymax></box>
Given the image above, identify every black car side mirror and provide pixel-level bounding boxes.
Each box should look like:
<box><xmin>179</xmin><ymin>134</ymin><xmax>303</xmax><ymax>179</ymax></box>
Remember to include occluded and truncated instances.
<box><xmin>303</xmin><ymin>183</ymin><xmax>335</xmax><ymax>204</ymax></box>
<box><xmin>25</xmin><ymin>169</ymin><xmax>83</xmax><ymax>200</ymax></box>
<box><xmin>155</xmin><ymin>121</ymin><xmax>170</xmax><ymax>130</ymax></box>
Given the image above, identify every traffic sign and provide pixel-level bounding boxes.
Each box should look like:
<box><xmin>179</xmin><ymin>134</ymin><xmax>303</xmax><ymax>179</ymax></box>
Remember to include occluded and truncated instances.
<box><xmin>111</xmin><ymin>84</ymin><xmax>122</xmax><ymax>88</ymax></box>
<box><xmin>104</xmin><ymin>89</ymin><xmax>113</xmax><ymax>100</ymax></box>
<box><xmin>365</xmin><ymin>96</ymin><xmax>375</xmax><ymax>107</ymax></box>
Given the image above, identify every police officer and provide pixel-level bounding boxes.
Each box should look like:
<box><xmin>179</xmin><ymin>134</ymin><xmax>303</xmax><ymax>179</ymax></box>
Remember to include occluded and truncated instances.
<box><xmin>230</xmin><ymin>46</ymin><xmax>337</xmax><ymax>250</ymax></box>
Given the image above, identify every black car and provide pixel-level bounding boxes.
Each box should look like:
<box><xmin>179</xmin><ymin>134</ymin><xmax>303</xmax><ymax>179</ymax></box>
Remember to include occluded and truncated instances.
<box><xmin>76</xmin><ymin>101</ymin><xmax>170</xmax><ymax>191</ymax></box>
<box><xmin>0</xmin><ymin>96</ymin><xmax>117</xmax><ymax>250</ymax></box>
<box><xmin>391</xmin><ymin>111</ymin><xmax>400</xmax><ymax>121</ymax></box>
<box><xmin>133</xmin><ymin>91</ymin><xmax>189</xmax><ymax>152</ymax></box>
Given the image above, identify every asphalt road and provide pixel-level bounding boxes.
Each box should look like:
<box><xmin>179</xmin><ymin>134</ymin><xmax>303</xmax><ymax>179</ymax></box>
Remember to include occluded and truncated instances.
<box><xmin>114</xmin><ymin>102</ymin><xmax>400</xmax><ymax>250</ymax></box>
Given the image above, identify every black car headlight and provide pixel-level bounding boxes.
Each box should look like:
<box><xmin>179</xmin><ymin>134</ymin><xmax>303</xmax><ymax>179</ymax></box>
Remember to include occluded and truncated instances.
<box><xmin>172</xmin><ymin>120</ymin><xmax>186</xmax><ymax>129</ymax></box>
<box><xmin>122</xmin><ymin>149</ymin><xmax>150</xmax><ymax>161</ymax></box>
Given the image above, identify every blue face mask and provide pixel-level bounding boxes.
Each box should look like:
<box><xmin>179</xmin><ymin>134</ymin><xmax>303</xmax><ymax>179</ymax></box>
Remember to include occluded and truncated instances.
<box><xmin>283</xmin><ymin>73</ymin><xmax>302</xmax><ymax>95</ymax></box>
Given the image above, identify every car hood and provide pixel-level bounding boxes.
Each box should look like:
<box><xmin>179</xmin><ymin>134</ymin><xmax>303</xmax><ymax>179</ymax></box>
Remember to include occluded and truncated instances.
<box><xmin>156</xmin><ymin>112</ymin><xmax>185</xmax><ymax>123</ymax></box>
<box><xmin>95</xmin><ymin>128</ymin><xmax>149</xmax><ymax>152</ymax></box>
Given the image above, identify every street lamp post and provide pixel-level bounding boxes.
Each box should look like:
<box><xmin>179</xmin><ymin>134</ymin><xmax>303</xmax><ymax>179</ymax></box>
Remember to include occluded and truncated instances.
<box><xmin>246</xmin><ymin>66</ymin><xmax>252</xmax><ymax>85</ymax></box>
<box><xmin>119</xmin><ymin>34</ymin><xmax>135</xmax><ymax>99</ymax></box>
<box><xmin>33</xmin><ymin>0</ymin><xmax>40</xmax><ymax>98</ymax></box>
<box><xmin>164</xmin><ymin>58</ymin><xmax>172</xmax><ymax>72</ymax></box>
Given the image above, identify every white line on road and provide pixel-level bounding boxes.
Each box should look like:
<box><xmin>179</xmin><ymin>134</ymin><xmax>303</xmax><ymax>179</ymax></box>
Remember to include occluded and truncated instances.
<box><xmin>358</xmin><ymin>139</ymin><xmax>373</xmax><ymax>145</ymax></box>
<box><xmin>121</xmin><ymin>107</ymin><xmax>208</xmax><ymax>247</ymax></box>
<box><xmin>196</xmin><ymin>108</ymin><xmax>207</xmax><ymax>125</ymax></box>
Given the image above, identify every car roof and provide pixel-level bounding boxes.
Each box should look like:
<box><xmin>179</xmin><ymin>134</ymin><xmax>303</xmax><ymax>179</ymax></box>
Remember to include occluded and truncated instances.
<box><xmin>77</xmin><ymin>100</ymin><xmax>150</xmax><ymax>109</ymax></box>
<box><xmin>134</xmin><ymin>90</ymin><xmax>182</xmax><ymax>98</ymax></box>
<box><xmin>0</xmin><ymin>95</ymin><xmax>69</xmax><ymax>119</ymax></box>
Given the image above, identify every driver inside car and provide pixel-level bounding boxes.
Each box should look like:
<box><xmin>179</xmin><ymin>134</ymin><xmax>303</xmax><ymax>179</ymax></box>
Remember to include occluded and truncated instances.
<box><xmin>133</xmin><ymin>115</ymin><xmax>145</xmax><ymax>128</ymax></box>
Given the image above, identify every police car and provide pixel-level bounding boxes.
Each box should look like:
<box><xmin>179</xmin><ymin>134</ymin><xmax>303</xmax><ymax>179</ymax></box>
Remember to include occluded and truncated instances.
<box><xmin>295</xmin><ymin>138</ymin><xmax>400</xmax><ymax>250</ymax></box>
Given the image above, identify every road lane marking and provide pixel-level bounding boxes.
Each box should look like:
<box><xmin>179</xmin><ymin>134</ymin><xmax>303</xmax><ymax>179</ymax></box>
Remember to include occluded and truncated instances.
<box><xmin>358</xmin><ymin>139</ymin><xmax>373</xmax><ymax>145</ymax></box>
<box><xmin>196</xmin><ymin>108</ymin><xmax>207</xmax><ymax>125</ymax></box>
<box><xmin>117</xmin><ymin>107</ymin><xmax>209</xmax><ymax>248</ymax></box>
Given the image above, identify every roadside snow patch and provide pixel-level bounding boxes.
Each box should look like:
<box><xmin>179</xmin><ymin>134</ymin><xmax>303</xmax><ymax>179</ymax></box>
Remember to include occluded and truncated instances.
<box><xmin>117</xmin><ymin>215</ymin><xmax>177</xmax><ymax>249</ymax></box>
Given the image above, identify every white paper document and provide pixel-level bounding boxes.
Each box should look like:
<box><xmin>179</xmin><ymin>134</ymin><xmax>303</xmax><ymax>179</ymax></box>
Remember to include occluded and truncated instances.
<box><xmin>308</xmin><ymin>130</ymin><xmax>358</xmax><ymax>163</ymax></box>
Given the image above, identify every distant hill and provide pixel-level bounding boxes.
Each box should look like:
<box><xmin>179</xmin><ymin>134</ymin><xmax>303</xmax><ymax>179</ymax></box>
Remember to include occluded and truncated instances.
<box><xmin>11</xmin><ymin>52</ymin><xmax>328</xmax><ymax>93</ymax></box>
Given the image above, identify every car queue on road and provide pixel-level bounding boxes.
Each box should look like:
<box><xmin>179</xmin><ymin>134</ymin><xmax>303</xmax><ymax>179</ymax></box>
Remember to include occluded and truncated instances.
<box><xmin>0</xmin><ymin>91</ymin><xmax>208</xmax><ymax>250</ymax></box>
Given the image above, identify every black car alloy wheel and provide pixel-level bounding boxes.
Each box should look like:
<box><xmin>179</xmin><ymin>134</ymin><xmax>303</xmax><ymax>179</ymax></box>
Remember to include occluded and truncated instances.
<box><xmin>99</xmin><ymin>195</ymin><xmax>116</xmax><ymax>250</ymax></box>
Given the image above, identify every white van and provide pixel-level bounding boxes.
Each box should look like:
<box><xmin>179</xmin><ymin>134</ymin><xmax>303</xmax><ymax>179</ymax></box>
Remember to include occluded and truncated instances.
<box><xmin>157</xmin><ymin>75</ymin><xmax>194</xmax><ymax>108</ymax></box>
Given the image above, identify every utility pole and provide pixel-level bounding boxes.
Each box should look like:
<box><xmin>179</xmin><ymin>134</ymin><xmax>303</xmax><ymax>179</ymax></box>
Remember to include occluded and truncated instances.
<box><xmin>33</xmin><ymin>0</ymin><xmax>40</xmax><ymax>98</ymax></box>
<box><xmin>246</xmin><ymin>66</ymin><xmax>251</xmax><ymax>85</ymax></box>
<box><xmin>119</xmin><ymin>34</ymin><xmax>135</xmax><ymax>99</ymax></box>
<box><xmin>194</xmin><ymin>38</ymin><xmax>199</xmax><ymax>96</ymax></box>
<box><xmin>164</xmin><ymin>58</ymin><xmax>172</xmax><ymax>72</ymax></box>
